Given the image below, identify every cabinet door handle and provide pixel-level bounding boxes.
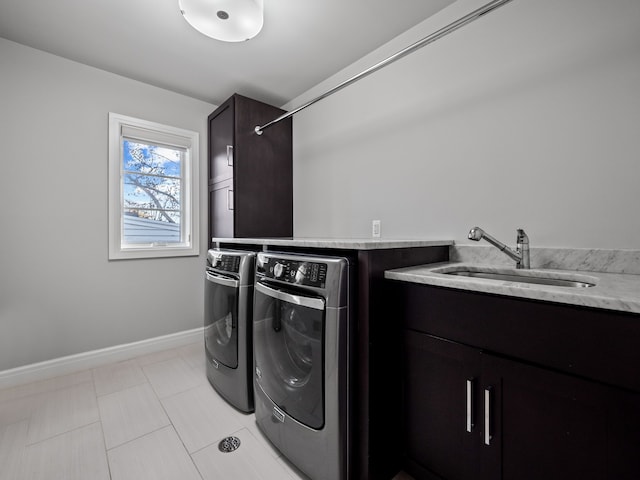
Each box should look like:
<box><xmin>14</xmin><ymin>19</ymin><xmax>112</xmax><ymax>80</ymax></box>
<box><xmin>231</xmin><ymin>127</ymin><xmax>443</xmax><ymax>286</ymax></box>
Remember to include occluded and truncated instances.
<box><xmin>466</xmin><ymin>378</ymin><xmax>474</xmax><ymax>433</ymax></box>
<box><xmin>484</xmin><ymin>387</ymin><xmax>492</xmax><ymax>446</ymax></box>
<box><xmin>226</xmin><ymin>145</ymin><xmax>233</xmax><ymax>166</ymax></box>
<box><xmin>227</xmin><ymin>189</ymin><xmax>234</xmax><ymax>210</ymax></box>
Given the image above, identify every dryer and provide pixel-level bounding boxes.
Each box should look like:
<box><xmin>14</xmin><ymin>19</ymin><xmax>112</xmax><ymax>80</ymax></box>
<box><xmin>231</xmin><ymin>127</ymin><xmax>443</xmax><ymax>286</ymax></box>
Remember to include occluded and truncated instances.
<box><xmin>204</xmin><ymin>248</ymin><xmax>256</xmax><ymax>412</ymax></box>
<box><xmin>252</xmin><ymin>251</ymin><xmax>353</xmax><ymax>480</ymax></box>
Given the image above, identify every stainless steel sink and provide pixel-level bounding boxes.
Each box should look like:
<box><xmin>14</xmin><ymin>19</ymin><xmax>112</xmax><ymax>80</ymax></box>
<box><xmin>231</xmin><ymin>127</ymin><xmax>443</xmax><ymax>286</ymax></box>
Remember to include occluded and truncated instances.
<box><xmin>438</xmin><ymin>268</ymin><xmax>596</xmax><ymax>288</ymax></box>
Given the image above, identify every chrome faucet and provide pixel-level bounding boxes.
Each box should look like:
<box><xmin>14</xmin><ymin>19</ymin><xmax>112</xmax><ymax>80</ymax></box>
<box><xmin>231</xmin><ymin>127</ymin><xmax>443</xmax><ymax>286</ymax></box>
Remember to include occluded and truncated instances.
<box><xmin>468</xmin><ymin>227</ymin><xmax>530</xmax><ymax>269</ymax></box>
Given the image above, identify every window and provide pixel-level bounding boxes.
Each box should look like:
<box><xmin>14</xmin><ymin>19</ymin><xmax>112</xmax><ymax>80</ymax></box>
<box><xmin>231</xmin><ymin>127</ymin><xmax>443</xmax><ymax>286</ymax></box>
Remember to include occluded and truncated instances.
<box><xmin>108</xmin><ymin>113</ymin><xmax>199</xmax><ymax>259</ymax></box>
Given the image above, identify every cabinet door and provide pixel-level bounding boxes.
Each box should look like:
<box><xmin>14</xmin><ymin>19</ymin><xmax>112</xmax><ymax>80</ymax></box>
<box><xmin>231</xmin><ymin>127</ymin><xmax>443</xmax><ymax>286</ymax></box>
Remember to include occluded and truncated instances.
<box><xmin>482</xmin><ymin>354</ymin><xmax>609</xmax><ymax>480</ymax></box>
<box><xmin>404</xmin><ymin>331</ymin><xmax>481</xmax><ymax>480</ymax></box>
<box><xmin>209</xmin><ymin>179</ymin><xmax>234</xmax><ymax>239</ymax></box>
<box><xmin>607</xmin><ymin>389</ymin><xmax>640</xmax><ymax>479</ymax></box>
<box><xmin>209</xmin><ymin>102</ymin><xmax>234</xmax><ymax>185</ymax></box>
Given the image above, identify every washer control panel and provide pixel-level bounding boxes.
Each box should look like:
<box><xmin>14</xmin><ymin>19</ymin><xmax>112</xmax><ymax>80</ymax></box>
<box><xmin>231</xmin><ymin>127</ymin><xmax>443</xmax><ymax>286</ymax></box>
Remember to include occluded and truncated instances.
<box><xmin>259</xmin><ymin>257</ymin><xmax>327</xmax><ymax>288</ymax></box>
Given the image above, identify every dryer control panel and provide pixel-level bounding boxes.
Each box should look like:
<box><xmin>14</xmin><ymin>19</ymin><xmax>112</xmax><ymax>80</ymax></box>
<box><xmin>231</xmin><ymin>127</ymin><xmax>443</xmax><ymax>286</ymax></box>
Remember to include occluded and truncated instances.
<box><xmin>207</xmin><ymin>253</ymin><xmax>241</xmax><ymax>273</ymax></box>
<box><xmin>259</xmin><ymin>257</ymin><xmax>327</xmax><ymax>288</ymax></box>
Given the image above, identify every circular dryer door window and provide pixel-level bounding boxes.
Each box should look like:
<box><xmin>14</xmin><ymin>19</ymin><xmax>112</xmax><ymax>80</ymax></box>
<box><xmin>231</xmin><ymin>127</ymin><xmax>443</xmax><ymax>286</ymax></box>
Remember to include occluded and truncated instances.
<box><xmin>253</xmin><ymin>284</ymin><xmax>325</xmax><ymax>429</ymax></box>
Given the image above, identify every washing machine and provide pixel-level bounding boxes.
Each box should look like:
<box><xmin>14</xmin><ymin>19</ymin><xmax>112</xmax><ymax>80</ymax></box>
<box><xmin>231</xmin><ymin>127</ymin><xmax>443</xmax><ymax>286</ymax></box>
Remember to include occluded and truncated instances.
<box><xmin>252</xmin><ymin>251</ymin><xmax>353</xmax><ymax>480</ymax></box>
<box><xmin>204</xmin><ymin>248</ymin><xmax>256</xmax><ymax>412</ymax></box>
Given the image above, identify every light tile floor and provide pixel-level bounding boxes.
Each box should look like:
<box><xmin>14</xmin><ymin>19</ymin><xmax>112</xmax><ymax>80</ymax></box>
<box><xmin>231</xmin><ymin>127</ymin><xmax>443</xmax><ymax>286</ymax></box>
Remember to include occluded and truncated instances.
<box><xmin>0</xmin><ymin>340</ymin><xmax>414</xmax><ymax>480</ymax></box>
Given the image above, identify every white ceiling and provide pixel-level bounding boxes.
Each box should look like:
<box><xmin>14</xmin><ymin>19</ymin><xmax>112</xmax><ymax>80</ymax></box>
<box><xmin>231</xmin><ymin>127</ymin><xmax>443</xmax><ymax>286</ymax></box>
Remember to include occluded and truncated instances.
<box><xmin>0</xmin><ymin>0</ymin><xmax>455</xmax><ymax>107</ymax></box>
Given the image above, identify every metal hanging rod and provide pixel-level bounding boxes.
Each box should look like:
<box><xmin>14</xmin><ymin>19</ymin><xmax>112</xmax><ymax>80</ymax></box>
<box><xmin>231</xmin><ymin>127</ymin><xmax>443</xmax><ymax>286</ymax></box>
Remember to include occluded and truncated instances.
<box><xmin>254</xmin><ymin>0</ymin><xmax>514</xmax><ymax>136</ymax></box>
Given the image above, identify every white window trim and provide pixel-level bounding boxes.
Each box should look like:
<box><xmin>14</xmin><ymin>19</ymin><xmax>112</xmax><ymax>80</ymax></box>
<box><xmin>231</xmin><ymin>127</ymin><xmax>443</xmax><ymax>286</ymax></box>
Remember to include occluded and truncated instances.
<box><xmin>108</xmin><ymin>112</ymin><xmax>200</xmax><ymax>260</ymax></box>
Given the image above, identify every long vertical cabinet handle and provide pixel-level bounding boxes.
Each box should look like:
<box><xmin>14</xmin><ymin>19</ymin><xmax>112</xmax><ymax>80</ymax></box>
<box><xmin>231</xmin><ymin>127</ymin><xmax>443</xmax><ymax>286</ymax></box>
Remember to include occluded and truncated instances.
<box><xmin>484</xmin><ymin>387</ymin><xmax>493</xmax><ymax>446</ymax></box>
<box><xmin>227</xmin><ymin>190</ymin><xmax>234</xmax><ymax>210</ymax></box>
<box><xmin>226</xmin><ymin>145</ymin><xmax>233</xmax><ymax>166</ymax></box>
<box><xmin>466</xmin><ymin>379</ymin><xmax>474</xmax><ymax>433</ymax></box>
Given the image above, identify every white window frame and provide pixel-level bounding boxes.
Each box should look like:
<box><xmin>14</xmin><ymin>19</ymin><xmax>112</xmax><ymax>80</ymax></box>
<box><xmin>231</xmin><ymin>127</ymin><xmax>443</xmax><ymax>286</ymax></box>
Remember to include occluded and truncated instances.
<box><xmin>108</xmin><ymin>113</ymin><xmax>199</xmax><ymax>260</ymax></box>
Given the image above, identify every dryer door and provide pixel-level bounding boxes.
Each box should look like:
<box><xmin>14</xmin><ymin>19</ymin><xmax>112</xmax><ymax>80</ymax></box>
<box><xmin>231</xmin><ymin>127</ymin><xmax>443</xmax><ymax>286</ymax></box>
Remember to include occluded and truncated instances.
<box><xmin>204</xmin><ymin>270</ymin><xmax>239</xmax><ymax>368</ymax></box>
<box><xmin>253</xmin><ymin>281</ymin><xmax>325</xmax><ymax>429</ymax></box>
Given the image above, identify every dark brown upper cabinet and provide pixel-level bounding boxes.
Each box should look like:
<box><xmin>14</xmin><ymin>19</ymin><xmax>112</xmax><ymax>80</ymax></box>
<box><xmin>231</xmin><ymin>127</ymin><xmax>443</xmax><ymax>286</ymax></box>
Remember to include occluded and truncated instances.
<box><xmin>208</xmin><ymin>94</ymin><xmax>293</xmax><ymax>245</ymax></box>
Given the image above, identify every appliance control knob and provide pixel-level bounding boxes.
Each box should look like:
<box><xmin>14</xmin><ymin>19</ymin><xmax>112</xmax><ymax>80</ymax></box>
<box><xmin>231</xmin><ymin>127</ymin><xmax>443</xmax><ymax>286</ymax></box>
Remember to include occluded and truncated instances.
<box><xmin>273</xmin><ymin>263</ymin><xmax>284</xmax><ymax>278</ymax></box>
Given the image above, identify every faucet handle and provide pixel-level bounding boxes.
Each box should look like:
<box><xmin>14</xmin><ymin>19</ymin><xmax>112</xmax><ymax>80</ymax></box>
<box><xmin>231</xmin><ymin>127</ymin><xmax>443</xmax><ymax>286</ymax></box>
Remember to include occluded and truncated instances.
<box><xmin>468</xmin><ymin>227</ymin><xmax>484</xmax><ymax>241</ymax></box>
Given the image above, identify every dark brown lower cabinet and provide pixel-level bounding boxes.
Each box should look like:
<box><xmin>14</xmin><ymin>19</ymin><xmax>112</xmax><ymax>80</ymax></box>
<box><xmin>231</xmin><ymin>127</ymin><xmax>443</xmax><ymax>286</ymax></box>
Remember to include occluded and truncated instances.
<box><xmin>404</xmin><ymin>330</ymin><xmax>640</xmax><ymax>480</ymax></box>
<box><xmin>404</xmin><ymin>332</ymin><xmax>479</xmax><ymax>480</ymax></box>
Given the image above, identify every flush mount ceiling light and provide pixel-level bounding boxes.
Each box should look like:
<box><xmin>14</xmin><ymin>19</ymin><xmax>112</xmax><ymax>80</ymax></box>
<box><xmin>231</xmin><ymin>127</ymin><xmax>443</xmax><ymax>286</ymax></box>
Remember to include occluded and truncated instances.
<box><xmin>179</xmin><ymin>0</ymin><xmax>264</xmax><ymax>42</ymax></box>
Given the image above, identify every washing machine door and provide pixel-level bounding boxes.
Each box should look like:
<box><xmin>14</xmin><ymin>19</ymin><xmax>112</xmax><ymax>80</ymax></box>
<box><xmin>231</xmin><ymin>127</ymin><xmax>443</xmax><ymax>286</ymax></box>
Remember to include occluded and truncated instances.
<box><xmin>204</xmin><ymin>269</ymin><xmax>239</xmax><ymax>368</ymax></box>
<box><xmin>253</xmin><ymin>281</ymin><xmax>325</xmax><ymax>429</ymax></box>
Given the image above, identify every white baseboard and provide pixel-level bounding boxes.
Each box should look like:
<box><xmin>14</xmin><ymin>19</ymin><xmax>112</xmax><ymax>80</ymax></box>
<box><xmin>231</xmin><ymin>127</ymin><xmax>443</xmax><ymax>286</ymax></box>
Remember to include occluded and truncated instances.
<box><xmin>0</xmin><ymin>327</ymin><xmax>204</xmax><ymax>390</ymax></box>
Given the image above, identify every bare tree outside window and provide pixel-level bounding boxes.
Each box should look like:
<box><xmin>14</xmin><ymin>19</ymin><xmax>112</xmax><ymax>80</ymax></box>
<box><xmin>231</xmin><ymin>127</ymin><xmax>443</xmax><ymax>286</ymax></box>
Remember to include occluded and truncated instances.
<box><xmin>122</xmin><ymin>140</ymin><xmax>183</xmax><ymax>244</ymax></box>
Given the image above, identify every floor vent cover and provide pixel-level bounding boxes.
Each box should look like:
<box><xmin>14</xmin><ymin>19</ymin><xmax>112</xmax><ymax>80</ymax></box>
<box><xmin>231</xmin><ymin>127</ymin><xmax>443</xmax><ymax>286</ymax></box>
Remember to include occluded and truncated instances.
<box><xmin>218</xmin><ymin>436</ymin><xmax>241</xmax><ymax>453</ymax></box>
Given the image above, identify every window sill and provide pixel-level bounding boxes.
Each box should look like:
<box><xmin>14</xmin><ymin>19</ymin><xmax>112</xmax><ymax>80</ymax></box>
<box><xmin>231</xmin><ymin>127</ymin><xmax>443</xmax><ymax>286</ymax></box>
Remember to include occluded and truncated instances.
<box><xmin>108</xmin><ymin>245</ymin><xmax>200</xmax><ymax>260</ymax></box>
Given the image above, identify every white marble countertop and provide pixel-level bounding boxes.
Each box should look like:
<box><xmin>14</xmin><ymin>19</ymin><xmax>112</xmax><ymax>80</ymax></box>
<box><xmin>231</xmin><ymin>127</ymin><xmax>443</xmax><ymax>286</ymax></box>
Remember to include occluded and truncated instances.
<box><xmin>385</xmin><ymin>262</ymin><xmax>640</xmax><ymax>314</ymax></box>
<box><xmin>211</xmin><ymin>237</ymin><xmax>453</xmax><ymax>250</ymax></box>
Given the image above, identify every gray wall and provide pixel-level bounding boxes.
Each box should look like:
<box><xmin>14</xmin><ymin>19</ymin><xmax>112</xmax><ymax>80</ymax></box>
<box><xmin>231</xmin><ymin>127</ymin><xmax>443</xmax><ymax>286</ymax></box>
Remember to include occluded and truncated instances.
<box><xmin>288</xmin><ymin>0</ymin><xmax>640</xmax><ymax>249</ymax></box>
<box><xmin>0</xmin><ymin>39</ymin><xmax>214</xmax><ymax>370</ymax></box>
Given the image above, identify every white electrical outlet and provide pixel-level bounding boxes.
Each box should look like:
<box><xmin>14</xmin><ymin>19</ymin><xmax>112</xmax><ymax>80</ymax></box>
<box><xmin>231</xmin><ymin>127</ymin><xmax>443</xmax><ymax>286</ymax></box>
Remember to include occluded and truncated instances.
<box><xmin>372</xmin><ymin>220</ymin><xmax>381</xmax><ymax>238</ymax></box>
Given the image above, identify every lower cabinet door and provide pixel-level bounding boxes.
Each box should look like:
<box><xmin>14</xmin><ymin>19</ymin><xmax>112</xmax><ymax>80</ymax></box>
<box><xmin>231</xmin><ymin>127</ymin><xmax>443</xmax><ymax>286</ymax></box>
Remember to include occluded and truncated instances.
<box><xmin>482</xmin><ymin>354</ymin><xmax>610</xmax><ymax>480</ymax></box>
<box><xmin>607</xmin><ymin>389</ymin><xmax>640</xmax><ymax>479</ymax></box>
<box><xmin>403</xmin><ymin>331</ymin><xmax>481</xmax><ymax>480</ymax></box>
